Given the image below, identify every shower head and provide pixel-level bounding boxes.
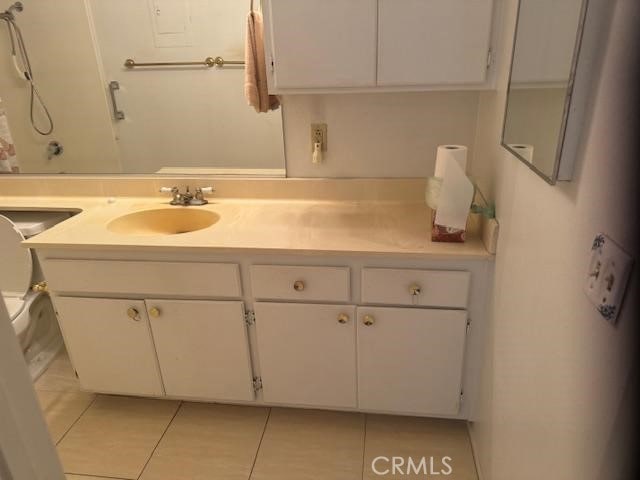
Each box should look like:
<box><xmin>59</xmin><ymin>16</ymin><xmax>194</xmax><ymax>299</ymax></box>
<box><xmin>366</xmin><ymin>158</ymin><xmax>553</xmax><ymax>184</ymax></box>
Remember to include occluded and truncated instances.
<box><xmin>7</xmin><ymin>2</ymin><xmax>22</xmax><ymax>13</ymax></box>
<box><xmin>0</xmin><ymin>2</ymin><xmax>22</xmax><ymax>20</ymax></box>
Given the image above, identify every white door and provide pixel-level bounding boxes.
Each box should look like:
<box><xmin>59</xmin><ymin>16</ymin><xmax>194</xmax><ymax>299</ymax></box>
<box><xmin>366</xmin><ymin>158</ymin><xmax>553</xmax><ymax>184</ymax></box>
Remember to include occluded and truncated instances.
<box><xmin>0</xmin><ymin>300</ymin><xmax>65</xmax><ymax>479</ymax></box>
<box><xmin>264</xmin><ymin>0</ymin><xmax>377</xmax><ymax>89</ymax></box>
<box><xmin>146</xmin><ymin>300</ymin><xmax>255</xmax><ymax>401</ymax></box>
<box><xmin>377</xmin><ymin>0</ymin><xmax>494</xmax><ymax>86</ymax></box>
<box><xmin>254</xmin><ymin>303</ymin><xmax>357</xmax><ymax>408</ymax></box>
<box><xmin>357</xmin><ymin>306</ymin><xmax>467</xmax><ymax>415</ymax></box>
<box><xmin>54</xmin><ymin>297</ymin><xmax>164</xmax><ymax>396</ymax></box>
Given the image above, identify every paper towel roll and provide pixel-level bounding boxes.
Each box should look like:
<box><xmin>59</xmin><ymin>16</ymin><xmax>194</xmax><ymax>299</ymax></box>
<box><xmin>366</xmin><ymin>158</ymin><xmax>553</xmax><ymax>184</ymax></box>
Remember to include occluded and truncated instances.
<box><xmin>434</xmin><ymin>158</ymin><xmax>475</xmax><ymax>231</ymax></box>
<box><xmin>434</xmin><ymin>145</ymin><xmax>467</xmax><ymax>178</ymax></box>
<box><xmin>509</xmin><ymin>144</ymin><xmax>534</xmax><ymax>163</ymax></box>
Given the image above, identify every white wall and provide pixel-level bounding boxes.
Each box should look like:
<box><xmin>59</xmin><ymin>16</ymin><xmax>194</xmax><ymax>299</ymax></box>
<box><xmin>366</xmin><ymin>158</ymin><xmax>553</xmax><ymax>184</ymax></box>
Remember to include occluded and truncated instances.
<box><xmin>283</xmin><ymin>91</ymin><xmax>480</xmax><ymax>178</ymax></box>
<box><xmin>468</xmin><ymin>1</ymin><xmax>638</xmax><ymax>479</ymax></box>
<box><xmin>0</xmin><ymin>0</ymin><xmax>120</xmax><ymax>173</ymax></box>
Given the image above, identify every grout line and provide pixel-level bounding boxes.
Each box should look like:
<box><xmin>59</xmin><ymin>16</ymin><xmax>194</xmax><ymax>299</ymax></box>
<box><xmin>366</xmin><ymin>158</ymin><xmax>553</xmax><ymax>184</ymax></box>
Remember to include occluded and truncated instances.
<box><xmin>247</xmin><ymin>407</ymin><xmax>272</xmax><ymax>480</ymax></box>
<box><xmin>136</xmin><ymin>400</ymin><xmax>183</xmax><ymax>480</ymax></box>
<box><xmin>54</xmin><ymin>393</ymin><xmax>98</xmax><ymax>447</ymax></box>
<box><xmin>65</xmin><ymin>472</ymin><xmax>129</xmax><ymax>480</ymax></box>
<box><xmin>361</xmin><ymin>414</ymin><xmax>368</xmax><ymax>480</ymax></box>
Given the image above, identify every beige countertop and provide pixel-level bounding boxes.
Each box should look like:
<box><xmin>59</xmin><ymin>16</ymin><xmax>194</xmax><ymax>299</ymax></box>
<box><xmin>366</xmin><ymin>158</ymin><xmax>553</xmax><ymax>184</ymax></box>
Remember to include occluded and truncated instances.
<box><xmin>0</xmin><ymin>196</ymin><xmax>492</xmax><ymax>259</ymax></box>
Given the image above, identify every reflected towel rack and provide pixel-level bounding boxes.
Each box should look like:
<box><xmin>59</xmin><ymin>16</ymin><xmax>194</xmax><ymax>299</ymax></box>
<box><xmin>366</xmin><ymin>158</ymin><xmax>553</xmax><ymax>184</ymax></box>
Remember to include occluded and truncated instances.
<box><xmin>123</xmin><ymin>56</ymin><xmax>245</xmax><ymax>69</ymax></box>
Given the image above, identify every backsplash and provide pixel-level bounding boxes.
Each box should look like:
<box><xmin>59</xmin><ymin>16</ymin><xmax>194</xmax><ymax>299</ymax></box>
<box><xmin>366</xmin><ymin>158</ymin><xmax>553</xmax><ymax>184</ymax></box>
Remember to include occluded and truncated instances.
<box><xmin>282</xmin><ymin>92</ymin><xmax>480</xmax><ymax>178</ymax></box>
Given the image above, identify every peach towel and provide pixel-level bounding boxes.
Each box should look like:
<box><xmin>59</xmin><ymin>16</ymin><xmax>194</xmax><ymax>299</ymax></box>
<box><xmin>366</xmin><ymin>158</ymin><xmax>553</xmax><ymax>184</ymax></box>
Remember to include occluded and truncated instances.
<box><xmin>245</xmin><ymin>10</ymin><xmax>280</xmax><ymax>113</ymax></box>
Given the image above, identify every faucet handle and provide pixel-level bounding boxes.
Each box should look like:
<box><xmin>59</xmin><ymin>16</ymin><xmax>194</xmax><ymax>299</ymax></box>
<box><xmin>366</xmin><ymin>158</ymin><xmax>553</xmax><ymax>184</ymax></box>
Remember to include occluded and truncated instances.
<box><xmin>190</xmin><ymin>186</ymin><xmax>214</xmax><ymax>205</ymax></box>
<box><xmin>159</xmin><ymin>186</ymin><xmax>179</xmax><ymax>194</ymax></box>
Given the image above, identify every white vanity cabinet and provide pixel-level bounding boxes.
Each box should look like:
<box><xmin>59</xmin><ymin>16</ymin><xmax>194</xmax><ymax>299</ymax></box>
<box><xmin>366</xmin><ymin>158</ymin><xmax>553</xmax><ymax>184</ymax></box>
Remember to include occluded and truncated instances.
<box><xmin>263</xmin><ymin>0</ymin><xmax>495</xmax><ymax>92</ymax></box>
<box><xmin>40</xmin><ymin>250</ymin><xmax>491</xmax><ymax>420</ymax></box>
<box><xmin>54</xmin><ymin>297</ymin><xmax>164</xmax><ymax>396</ymax></box>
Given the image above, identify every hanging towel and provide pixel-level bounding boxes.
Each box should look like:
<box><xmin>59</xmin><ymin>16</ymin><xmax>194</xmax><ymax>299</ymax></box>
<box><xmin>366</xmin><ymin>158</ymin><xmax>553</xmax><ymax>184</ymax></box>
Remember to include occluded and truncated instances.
<box><xmin>0</xmin><ymin>99</ymin><xmax>19</xmax><ymax>173</ymax></box>
<box><xmin>245</xmin><ymin>10</ymin><xmax>280</xmax><ymax>113</ymax></box>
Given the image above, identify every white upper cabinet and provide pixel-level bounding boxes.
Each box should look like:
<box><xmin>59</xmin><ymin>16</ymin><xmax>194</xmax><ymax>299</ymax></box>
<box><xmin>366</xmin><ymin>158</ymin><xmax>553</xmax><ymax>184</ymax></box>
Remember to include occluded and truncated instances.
<box><xmin>263</xmin><ymin>0</ymin><xmax>494</xmax><ymax>91</ymax></box>
<box><xmin>264</xmin><ymin>0</ymin><xmax>377</xmax><ymax>89</ymax></box>
<box><xmin>377</xmin><ymin>0</ymin><xmax>494</xmax><ymax>86</ymax></box>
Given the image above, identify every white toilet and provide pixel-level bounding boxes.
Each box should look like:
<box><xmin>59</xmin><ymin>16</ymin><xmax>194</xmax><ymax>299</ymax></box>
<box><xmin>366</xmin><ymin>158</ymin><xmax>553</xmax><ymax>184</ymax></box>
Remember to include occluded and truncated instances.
<box><xmin>0</xmin><ymin>211</ymin><xmax>70</xmax><ymax>379</ymax></box>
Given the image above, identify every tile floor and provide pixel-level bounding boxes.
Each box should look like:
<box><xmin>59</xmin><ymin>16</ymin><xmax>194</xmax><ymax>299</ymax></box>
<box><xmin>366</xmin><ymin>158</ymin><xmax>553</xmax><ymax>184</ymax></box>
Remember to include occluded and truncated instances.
<box><xmin>35</xmin><ymin>349</ymin><xmax>478</xmax><ymax>480</ymax></box>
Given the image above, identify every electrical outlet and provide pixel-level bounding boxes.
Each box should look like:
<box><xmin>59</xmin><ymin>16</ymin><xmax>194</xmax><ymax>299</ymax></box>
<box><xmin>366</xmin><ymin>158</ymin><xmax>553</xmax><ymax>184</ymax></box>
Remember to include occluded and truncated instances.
<box><xmin>583</xmin><ymin>233</ymin><xmax>633</xmax><ymax>324</ymax></box>
<box><xmin>310</xmin><ymin>123</ymin><xmax>327</xmax><ymax>151</ymax></box>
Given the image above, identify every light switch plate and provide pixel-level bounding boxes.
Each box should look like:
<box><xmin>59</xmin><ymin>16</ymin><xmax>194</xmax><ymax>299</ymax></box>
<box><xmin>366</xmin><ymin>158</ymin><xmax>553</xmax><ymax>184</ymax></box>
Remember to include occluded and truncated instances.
<box><xmin>584</xmin><ymin>233</ymin><xmax>633</xmax><ymax>324</ymax></box>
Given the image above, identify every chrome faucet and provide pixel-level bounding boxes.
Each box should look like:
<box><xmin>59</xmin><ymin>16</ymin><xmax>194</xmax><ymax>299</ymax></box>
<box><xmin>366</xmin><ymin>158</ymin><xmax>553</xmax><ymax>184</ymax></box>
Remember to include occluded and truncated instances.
<box><xmin>160</xmin><ymin>186</ymin><xmax>214</xmax><ymax>206</ymax></box>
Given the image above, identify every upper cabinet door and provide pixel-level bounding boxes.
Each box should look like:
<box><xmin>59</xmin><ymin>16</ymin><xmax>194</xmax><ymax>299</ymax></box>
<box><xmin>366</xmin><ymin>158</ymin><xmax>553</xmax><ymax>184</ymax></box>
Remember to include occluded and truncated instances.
<box><xmin>377</xmin><ymin>0</ymin><xmax>494</xmax><ymax>86</ymax></box>
<box><xmin>265</xmin><ymin>0</ymin><xmax>377</xmax><ymax>89</ymax></box>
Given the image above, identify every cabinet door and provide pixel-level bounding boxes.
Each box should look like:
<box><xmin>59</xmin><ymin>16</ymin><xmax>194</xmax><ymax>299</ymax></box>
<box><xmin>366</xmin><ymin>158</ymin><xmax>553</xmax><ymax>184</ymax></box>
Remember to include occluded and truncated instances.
<box><xmin>264</xmin><ymin>0</ymin><xmax>377</xmax><ymax>89</ymax></box>
<box><xmin>54</xmin><ymin>297</ymin><xmax>163</xmax><ymax>396</ymax></box>
<box><xmin>146</xmin><ymin>300</ymin><xmax>254</xmax><ymax>401</ymax></box>
<box><xmin>377</xmin><ymin>0</ymin><xmax>494</xmax><ymax>86</ymax></box>
<box><xmin>357</xmin><ymin>306</ymin><xmax>467</xmax><ymax>415</ymax></box>
<box><xmin>254</xmin><ymin>303</ymin><xmax>357</xmax><ymax>408</ymax></box>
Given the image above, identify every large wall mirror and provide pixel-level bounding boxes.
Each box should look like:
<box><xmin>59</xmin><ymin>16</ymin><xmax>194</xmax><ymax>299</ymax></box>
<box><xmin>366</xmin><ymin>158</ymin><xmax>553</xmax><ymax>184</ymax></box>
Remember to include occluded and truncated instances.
<box><xmin>502</xmin><ymin>0</ymin><xmax>590</xmax><ymax>184</ymax></box>
<box><xmin>0</xmin><ymin>0</ymin><xmax>285</xmax><ymax>175</ymax></box>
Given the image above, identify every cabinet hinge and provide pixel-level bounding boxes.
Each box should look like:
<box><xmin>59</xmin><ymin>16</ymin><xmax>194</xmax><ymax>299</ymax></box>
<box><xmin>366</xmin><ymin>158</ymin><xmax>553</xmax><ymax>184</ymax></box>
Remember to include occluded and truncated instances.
<box><xmin>460</xmin><ymin>390</ymin><xmax>464</xmax><ymax>405</ymax></box>
<box><xmin>245</xmin><ymin>310</ymin><xmax>256</xmax><ymax>326</ymax></box>
<box><xmin>486</xmin><ymin>48</ymin><xmax>493</xmax><ymax>69</ymax></box>
<box><xmin>253</xmin><ymin>376</ymin><xmax>263</xmax><ymax>392</ymax></box>
<box><xmin>466</xmin><ymin>318</ymin><xmax>472</xmax><ymax>334</ymax></box>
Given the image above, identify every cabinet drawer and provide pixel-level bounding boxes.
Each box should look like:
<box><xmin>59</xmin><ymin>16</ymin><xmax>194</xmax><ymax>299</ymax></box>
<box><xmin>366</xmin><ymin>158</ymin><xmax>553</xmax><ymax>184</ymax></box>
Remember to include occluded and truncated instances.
<box><xmin>250</xmin><ymin>265</ymin><xmax>350</xmax><ymax>302</ymax></box>
<box><xmin>42</xmin><ymin>259</ymin><xmax>241</xmax><ymax>298</ymax></box>
<box><xmin>361</xmin><ymin>268</ymin><xmax>470</xmax><ymax>308</ymax></box>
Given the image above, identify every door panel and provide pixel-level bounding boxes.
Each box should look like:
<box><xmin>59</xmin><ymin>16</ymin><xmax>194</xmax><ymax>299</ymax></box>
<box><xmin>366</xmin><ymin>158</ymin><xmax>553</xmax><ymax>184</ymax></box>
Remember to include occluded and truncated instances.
<box><xmin>254</xmin><ymin>302</ymin><xmax>357</xmax><ymax>408</ymax></box>
<box><xmin>54</xmin><ymin>297</ymin><xmax>163</xmax><ymax>396</ymax></box>
<box><xmin>357</xmin><ymin>306</ymin><xmax>467</xmax><ymax>415</ymax></box>
<box><xmin>147</xmin><ymin>299</ymin><xmax>254</xmax><ymax>401</ymax></box>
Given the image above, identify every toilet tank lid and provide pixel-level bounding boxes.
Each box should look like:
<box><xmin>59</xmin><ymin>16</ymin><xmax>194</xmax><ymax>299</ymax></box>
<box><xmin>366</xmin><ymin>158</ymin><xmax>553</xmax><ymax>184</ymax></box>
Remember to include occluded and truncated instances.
<box><xmin>0</xmin><ymin>211</ymin><xmax>70</xmax><ymax>237</ymax></box>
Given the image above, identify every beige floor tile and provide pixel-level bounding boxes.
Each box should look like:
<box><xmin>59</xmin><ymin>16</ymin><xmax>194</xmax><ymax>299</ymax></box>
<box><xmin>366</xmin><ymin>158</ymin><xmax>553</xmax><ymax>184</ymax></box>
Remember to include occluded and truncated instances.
<box><xmin>37</xmin><ymin>390</ymin><xmax>95</xmax><ymax>444</ymax></box>
<box><xmin>251</xmin><ymin>407</ymin><xmax>365</xmax><ymax>480</ymax></box>
<box><xmin>140</xmin><ymin>402</ymin><xmax>269</xmax><ymax>480</ymax></box>
<box><xmin>35</xmin><ymin>348</ymin><xmax>82</xmax><ymax>392</ymax></box>
<box><xmin>57</xmin><ymin>395</ymin><xmax>180</xmax><ymax>479</ymax></box>
<box><xmin>363</xmin><ymin>415</ymin><xmax>477</xmax><ymax>480</ymax></box>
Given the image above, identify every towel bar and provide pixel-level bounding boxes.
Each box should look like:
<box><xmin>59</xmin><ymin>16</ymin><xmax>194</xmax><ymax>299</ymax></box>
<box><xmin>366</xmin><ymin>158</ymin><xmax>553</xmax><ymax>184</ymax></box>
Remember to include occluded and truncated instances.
<box><xmin>123</xmin><ymin>56</ymin><xmax>245</xmax><ymax>69</ymax></box>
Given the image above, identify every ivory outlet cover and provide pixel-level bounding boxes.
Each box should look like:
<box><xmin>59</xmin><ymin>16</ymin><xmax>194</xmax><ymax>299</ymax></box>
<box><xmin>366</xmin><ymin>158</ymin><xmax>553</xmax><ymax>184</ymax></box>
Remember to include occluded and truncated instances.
<box><xmin>583</xmin><ymin>233</ymin><xmax>633</xmax><ymax>324</ymax></box>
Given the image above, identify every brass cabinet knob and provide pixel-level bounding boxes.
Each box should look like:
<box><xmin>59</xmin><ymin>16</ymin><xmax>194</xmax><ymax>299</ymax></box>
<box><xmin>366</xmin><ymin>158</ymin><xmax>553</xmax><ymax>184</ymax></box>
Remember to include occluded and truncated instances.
<box><xmin>363</xmin><ymin>314</ymin><xmax>375</xmax><ymax>326</ymax></box>
<box><xmin>149</xmin><ymin>307</ymin><xmax>161</xmax><ymax>318</ymax></box>
<box><xmin>337</xmin><ymin>313</ymin><xmax>350</xmax><ymax>324</ymax></box>
<box><xmin>409</xmin><ymin>284</ymin><xmax>422</xmax><ymax>296</ymax></box>
<box><xmin>126</xmin><ymin>307</ymin><xmax>140</xmax><ymax>321</ymax></box>
<box><xmin>293</xmin><ymin>280</ymin><xmax>305</xmax><ymax>291</ymax></box>
<box><xmin>31</xmin><ymin>281</ymin><xmax>48</xmax><ymax>293</ymax></box>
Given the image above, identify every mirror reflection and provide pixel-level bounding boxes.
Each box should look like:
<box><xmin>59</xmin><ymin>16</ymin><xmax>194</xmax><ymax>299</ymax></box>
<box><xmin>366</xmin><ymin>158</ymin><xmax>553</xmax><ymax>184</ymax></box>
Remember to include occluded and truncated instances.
<box><xmin>502</xmin><ymin>0</ymin><xmax>585</xmax><ymax>182</ymax></box>
<box><xmin>0</xmin><ymin>0</ymin><xmax>284</xmax><ymax>175</ymax></box>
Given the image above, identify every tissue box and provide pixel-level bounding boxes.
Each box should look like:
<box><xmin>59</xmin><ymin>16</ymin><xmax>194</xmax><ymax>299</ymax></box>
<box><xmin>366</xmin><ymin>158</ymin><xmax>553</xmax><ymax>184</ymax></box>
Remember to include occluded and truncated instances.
<box><xmin>430</xmin><ymin>209</ymin><xmax>467</xmax><ymax>243</ymax></box>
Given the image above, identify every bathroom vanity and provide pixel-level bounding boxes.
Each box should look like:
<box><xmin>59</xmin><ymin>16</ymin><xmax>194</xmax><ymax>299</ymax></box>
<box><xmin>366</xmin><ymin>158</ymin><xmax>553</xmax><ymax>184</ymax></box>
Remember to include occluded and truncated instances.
<box><xmin>15</xmin><ymin>193</ymin><xmax>494</xmax><ymax>421</ymax></box>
